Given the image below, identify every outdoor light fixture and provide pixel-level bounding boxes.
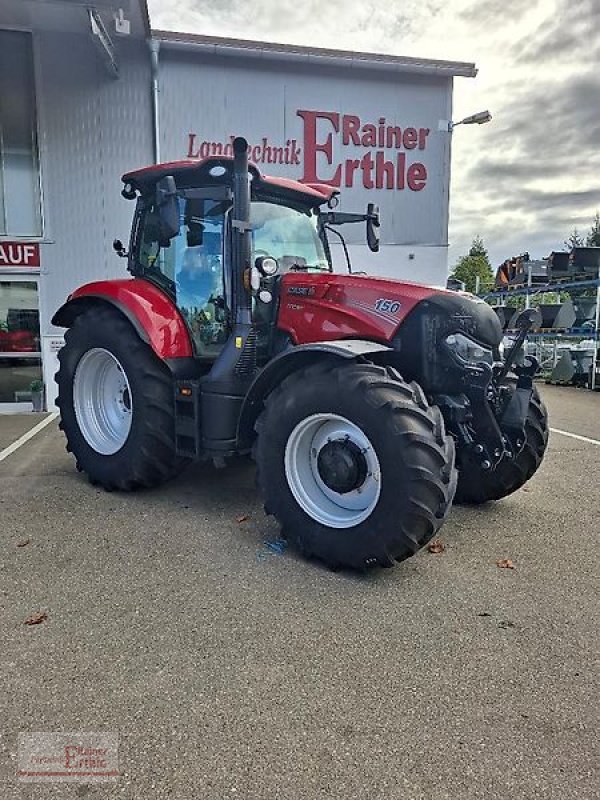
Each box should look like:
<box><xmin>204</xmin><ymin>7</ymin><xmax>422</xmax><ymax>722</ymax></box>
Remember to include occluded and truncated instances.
<box><xmin>455</xmin><ymin>110</ymin><xmax>492</xmax><ymax>126</ymax></box>
<box><xmin>439</xmin><ymin>110</ymin><xmax>492</xmax><ymax>132</ymax></box>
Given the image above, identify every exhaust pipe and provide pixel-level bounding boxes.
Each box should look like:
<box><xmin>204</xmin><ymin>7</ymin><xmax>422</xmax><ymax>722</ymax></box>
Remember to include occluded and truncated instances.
<box><xmin>232</xmin><ymin>137</ymin><xmax>251</xmax><ymax>325</ymax></box>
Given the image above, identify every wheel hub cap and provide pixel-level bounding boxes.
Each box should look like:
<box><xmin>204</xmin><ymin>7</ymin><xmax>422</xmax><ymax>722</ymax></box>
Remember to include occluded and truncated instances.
<box><xmin>317</xmin><ymin>438</ymin><xmax>368</xmax><ymax>494</ymax></box>
<box><xmin>284</xmin><ymin>413</ymin><xmax>381</xmax><ymax>529</ymax></box>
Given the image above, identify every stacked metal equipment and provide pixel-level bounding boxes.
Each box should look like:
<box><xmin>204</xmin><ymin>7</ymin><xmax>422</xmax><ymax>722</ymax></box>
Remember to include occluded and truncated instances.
<box><xmin>486</xmin><ymin>247</ymin><xmax>600</xmax><ymax>389</ymax></box>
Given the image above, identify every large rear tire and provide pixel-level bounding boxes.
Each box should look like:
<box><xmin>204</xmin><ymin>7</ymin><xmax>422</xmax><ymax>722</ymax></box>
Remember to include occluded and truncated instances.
<box><xmin>56</xmin><ymin>306</ymin><xmax>186</xmax><ymax>490</ymax></box>
<box><xmin>454</xmin><ymin>381</ymin><xmax>548</xmax><ymax>504</ymax></box>
<box><xmin>254</xmin><ymin>361</ymin><xmax>457</xmax><ymax>570</ymax></box>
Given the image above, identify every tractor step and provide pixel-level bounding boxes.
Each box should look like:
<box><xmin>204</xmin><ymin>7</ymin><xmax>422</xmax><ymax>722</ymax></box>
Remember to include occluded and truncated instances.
<box><xmin>174</xmin><ymin>380</ymin><xmax>202</xmax><ymax>458</ymax></box>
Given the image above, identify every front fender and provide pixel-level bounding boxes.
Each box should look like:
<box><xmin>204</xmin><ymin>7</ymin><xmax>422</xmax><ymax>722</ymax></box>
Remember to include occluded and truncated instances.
<box><xmin>52</xmin><ymin>279</ymin><xmax>193</xmax><ymax>360</ymax></box>
<box><xmin>237</xmin><ymin>339</ymin><xmax>392</xmax><ymax>448</ymax></box>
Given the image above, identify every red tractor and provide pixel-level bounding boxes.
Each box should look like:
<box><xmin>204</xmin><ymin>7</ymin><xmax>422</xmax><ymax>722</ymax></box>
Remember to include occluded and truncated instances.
<box><xmin>53</xmin><ymin>138</ymin><xmax>548</xmax><ymax>570</ymax></box>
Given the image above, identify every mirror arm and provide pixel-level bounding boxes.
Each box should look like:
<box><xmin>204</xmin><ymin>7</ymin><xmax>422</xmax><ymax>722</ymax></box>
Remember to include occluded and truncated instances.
<box><xmin>324</xmin><ymin>225</ymin><xmax>352</xmax><ymax>274</ymax></box>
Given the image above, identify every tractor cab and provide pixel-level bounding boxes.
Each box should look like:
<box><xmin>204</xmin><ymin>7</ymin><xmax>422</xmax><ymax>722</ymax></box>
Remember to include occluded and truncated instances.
<box><xmin>118</xmin><ymin>149</ymin><xmax>379</xmax><ymax>366</ymax></box>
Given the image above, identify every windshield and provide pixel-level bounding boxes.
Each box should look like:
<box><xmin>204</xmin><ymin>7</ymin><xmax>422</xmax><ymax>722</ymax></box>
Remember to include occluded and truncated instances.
<box><xmin>250</xmin><ymin>202</ymin><xmax>330</xmax><ymax>272</ymax></box>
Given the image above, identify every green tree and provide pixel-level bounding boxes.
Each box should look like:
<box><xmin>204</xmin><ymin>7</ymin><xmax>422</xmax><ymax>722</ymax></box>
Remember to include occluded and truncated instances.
<box><xmin>586</xmin><ymin>211</ymin><xmax>600</xmax><ymax>246</ymax></box>
<box><xmin>468</xmin><ymin>235</ymin><xmax>488</xmax><ymax>259</ymax></box>
<box><xmin>564</xmin><ymin>227</ymin><xmax>584</xmax><ymax>250</ymax></box>
<box><xmin>451</xmin><ymin>236</ymin><xmax>494</xmax><ymax>294</ymax></box>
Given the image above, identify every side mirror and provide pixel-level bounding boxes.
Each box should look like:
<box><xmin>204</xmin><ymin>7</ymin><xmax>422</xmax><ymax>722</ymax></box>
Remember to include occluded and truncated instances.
<box><xmin>155</xmin><ymin>175</ymin><xmax>179</xmax><ymax>241</ymax></box>
<box><xmin>366</xmin><ymin>203</ymin><xmax>380</xmax><ymax>253</ymax></box>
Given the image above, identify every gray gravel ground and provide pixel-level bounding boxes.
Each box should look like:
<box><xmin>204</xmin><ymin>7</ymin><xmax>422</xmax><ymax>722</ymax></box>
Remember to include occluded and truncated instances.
<box><xmin>0</xmin><ymin>384</ymin><xmax>598</xmax><ymax>799</ymax></box>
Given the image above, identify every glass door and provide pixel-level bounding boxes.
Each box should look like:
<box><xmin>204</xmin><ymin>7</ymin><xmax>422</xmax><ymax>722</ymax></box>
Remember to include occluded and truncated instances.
<box><xmin>0</xmin><ymin>279</ymin><xmax>42</xmax><ymax>404</ymax></box>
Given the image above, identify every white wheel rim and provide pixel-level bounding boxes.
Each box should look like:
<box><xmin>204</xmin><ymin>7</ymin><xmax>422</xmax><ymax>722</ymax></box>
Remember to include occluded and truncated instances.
<box><xmin>284</xmin><ymin>413</ymin><xmax>381</xmax><ymax>528</ymax></box>
<box><xmin>73</xmin><ymin>348</ymin><xmax>133</xmax><ymax>455</ymax></box>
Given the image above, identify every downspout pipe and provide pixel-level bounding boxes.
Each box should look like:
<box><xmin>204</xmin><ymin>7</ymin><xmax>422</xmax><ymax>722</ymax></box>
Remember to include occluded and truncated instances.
<box><xmin>149</xmin><ymin>39</ymin><xmax>160</xmax><ymax>164</ymax></box>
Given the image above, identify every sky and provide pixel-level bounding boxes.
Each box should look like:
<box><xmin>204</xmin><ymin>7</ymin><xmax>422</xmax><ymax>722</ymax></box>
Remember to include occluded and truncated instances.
<box><xmin>148</xmin><ymin>0</ymin><xmax>600</xmax><ymax>269</ymax></box>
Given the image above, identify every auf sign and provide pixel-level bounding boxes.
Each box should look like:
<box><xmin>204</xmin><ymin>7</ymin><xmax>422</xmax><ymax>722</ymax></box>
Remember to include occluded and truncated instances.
<box><xmin>0</xmin><ymin>242</ymin><xmax>40</xmax><ymax>268</ymax></box>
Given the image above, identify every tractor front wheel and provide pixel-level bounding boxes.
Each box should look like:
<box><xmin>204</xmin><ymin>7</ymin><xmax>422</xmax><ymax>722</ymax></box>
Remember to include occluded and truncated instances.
<box><xmin>254</xmin><ymin>361</ymin><xmax>457</xmax><ymax>570</ymax></box>
<box><xmin>56</xmin><ymin>306</ymin><xmax>186</xmax><ymax>490</ymax></box>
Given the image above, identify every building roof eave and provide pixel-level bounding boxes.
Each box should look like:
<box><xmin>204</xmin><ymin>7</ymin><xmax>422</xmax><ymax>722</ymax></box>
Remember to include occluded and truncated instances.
<box><xmin>151</xmin><ymin>29</ymin><xmax>478</xmax><ymax>79</ymax></box>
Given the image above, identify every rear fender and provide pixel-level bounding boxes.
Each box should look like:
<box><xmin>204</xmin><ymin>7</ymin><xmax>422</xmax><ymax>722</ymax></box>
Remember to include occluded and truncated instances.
<box><xmin>51</xmin><ymin>279</ymin><xmax>193</xmax><ymax>360</ymax></box>
<box><xmin>237</xmin><ymin>339</ymin><xmax>393</xmax><ymax>448</ymax></box>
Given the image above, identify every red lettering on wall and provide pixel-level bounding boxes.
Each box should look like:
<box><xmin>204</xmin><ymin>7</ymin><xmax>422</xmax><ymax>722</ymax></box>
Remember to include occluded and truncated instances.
<box><xmin>345</xmin><ymin>159</ymin><xmax>360</xmax><ymax>188</ymax></box>
<box><xmin>375</xmin><ymin>152</ymin><xmax>394</xmax><ymax>189</ymax></box>
<box><xmin>187</xmin><ymin>133</ymin><xmax>200</xmax><ymax>158</ymax></box>
<box><xmin>418</xmin><ymin>128</ymin><xmax>430</xmax><ymax>150</ymax></box>
<box><xmin>407</xmin><ymin>163</ymin><xmax>427</xmax><ymax>191</ymax></box>
<box><xmin>297</xmin><ymin>109</ymin><xmax>342</xmax><ymax>187</ymax></box>
<box><xmin>342</xmin><ymin>115</ymin><xmax>361</xmax><ymax>146</ymax></box>
<box><xmin>360</xmin><ymin>152</ymin><xmax>374</xmax><ymax>189</ymax></box>
<box><xmin>396</xmin><ymin>153</ymin><xmax>406</xmax><ymax>190</ymax></box>
<box><xmin>186</xmin><ymin>109</ymin><xmax>431</xmax><ymax>193</ymax></box>
<box><xmin>402</xmin><ymin>128</ymin><xmax>417</xmax><ymax>150</ymax></box>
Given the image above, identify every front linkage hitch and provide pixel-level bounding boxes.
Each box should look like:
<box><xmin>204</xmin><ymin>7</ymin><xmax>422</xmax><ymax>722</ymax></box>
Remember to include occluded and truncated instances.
<box><xmin>438</xmin><ymin>308</ymin><xmax>541</xmax><ymax>475</ymax></box>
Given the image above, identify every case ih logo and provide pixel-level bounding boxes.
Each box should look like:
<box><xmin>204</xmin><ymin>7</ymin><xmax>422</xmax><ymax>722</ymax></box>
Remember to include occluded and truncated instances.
<box><xmin>186</xmin><ymin>109</ymin><xmax>430</xmax><ymax>192</ymax></box>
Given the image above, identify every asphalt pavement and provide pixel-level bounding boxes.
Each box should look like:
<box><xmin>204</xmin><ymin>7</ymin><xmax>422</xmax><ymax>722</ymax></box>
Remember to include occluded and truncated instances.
<box><xmin>0</xmin><ymin>383</ymin><xmax>598</xmax><ymax>799</ymax></box>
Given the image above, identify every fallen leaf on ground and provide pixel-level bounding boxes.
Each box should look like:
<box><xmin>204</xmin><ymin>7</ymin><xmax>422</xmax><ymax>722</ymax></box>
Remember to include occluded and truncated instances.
<box><xmin>16</xmin><ymin>539</ymin><xmax>30</xmax><ymax>548</ymax></box>
<box><xmin>496</xmin><ymin>559</ymin><xmax>515</xmax><ymax>569</ymax></box>
<box><xmin>24</xmin><ymin>612</ymin><xmax>47</xmax><ymax>626</ymax></box>
<box><xmin>427</xmin><ymin>540</ymin><xmax>445</xmax><ymax>554</ymax></box>
<box><xmin>236</xmin><ymin>515</ymin><xmax>249</xmax><ymax>524</ymax></box>
<box><xmin>522</xmin><ymin>487</ymin><xmax>531</xmax><ymax>492</ymax></box>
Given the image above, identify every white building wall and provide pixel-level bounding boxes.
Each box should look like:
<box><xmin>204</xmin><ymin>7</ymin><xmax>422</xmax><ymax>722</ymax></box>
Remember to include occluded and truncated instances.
<box><xmin>33</xmin><ymin>31</ymin><xmax>153</xmax><ymax>404</ymax></box>
<box><xmin>158</xmin><ymin>49</ymin><xmax>453</xmax><ymax>283</ymax></box>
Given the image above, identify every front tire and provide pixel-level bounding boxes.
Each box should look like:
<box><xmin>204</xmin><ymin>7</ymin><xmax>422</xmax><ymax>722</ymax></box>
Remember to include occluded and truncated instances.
<box><xmin>254</xmin><ymin>361</ymin><xmax>457</xmax><ymax>570</ymax></box>
<box><xmin>56</xmin><ymin>306</ymin><xmax>186</xmax><ymax>490</ymax></box>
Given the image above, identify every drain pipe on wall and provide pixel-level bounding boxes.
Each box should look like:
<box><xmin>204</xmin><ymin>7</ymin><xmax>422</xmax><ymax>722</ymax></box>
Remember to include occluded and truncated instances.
<box><xmin>149</xmin><ymin>39</ymin><xmax>161</xmax><ymax>164</ymax></box>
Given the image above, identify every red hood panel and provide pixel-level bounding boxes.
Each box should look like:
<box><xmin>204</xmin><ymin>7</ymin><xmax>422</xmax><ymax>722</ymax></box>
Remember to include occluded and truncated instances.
<box><xmin>277</xmin><ymin>273</ymin><xmax>440</xmax><ymax>344</ymax></box>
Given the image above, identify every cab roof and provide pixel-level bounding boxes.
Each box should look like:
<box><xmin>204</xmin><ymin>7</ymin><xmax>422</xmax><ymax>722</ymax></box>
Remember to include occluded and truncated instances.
<box><xmin>122</xmin><ymin>157</ymin><xmax>338</xmax><ymax>208</ymax></box>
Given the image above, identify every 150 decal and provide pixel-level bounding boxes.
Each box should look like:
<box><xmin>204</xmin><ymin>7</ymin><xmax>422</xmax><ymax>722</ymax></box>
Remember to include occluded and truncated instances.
<box><xmin>374</xmin><ymin>298</ymin><xmax>401</xmax><ymax>314</ymax></box>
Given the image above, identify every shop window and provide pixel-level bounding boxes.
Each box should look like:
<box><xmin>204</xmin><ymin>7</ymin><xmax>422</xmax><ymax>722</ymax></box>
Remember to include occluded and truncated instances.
<box><xmin>0</xmin><ymin>31</ymin><xmax>42</xmax><ymax>237</ymax></box>
<box><xmin>0</xmin><ymin>281</ymin><xmax>41</xmax><ymax>403</ymax></box>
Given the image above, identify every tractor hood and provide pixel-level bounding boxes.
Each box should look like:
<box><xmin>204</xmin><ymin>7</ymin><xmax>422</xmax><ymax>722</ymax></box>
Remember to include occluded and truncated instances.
<box><xmin>276</xmin><ymin>272</ymin><xmax>502</xmax><ymax>349</ymax></box>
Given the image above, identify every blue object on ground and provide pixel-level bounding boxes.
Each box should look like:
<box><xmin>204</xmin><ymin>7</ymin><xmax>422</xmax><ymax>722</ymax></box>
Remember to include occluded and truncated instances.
<box><xmin>256</xmin><ymin>537</ymin><xmax>287</xmax><ymax>562</ymax></box>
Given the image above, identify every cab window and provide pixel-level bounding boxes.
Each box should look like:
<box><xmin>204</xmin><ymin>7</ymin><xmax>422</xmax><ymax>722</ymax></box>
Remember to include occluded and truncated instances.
<box><xmin>137</xmin><ymin>196</ymin><xmax>228</xmax><ymax>358</ymax></box>
<box><xmin>250</xmin><ymin>202</ymin><xmax>330</xmax><ymax>272</ymax></box>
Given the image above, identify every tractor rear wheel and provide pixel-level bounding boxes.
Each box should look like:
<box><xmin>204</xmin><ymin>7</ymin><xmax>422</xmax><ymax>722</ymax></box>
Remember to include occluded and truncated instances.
<box><xmin>254</xmin><ymin>361</ymin><xmax>457</xmax><ymax>570</ymax></box>
<box><xmin>56</xmin><ymin>305</ymin><xmax>186</xmax><ymax>490</ymax></box>
<box><xmin>454</xmin><ymin>381</ymin><xmax>548</xmax><ymax>504</ymax></box>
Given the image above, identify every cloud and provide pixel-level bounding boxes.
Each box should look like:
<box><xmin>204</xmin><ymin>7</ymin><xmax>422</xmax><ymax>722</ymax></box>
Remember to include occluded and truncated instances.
<box><xmin>514</xmin><ymin>0</ymin><xmax>600</xmax><ymax>63</ymax></box>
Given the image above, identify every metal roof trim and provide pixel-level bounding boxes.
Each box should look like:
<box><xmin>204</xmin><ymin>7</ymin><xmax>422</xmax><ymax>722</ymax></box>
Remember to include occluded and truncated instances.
<box><xmin>151</xmin><ymin>30</ymin><xmax>478</xmax><ymax>78</ymax></box>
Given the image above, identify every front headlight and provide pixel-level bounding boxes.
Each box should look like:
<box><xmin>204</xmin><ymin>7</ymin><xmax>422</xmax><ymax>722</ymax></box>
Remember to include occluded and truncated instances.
<box><xmin>444</xmin><ymin>333</ymin><xmax>493</xmax><ymax>365</ymax></box>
